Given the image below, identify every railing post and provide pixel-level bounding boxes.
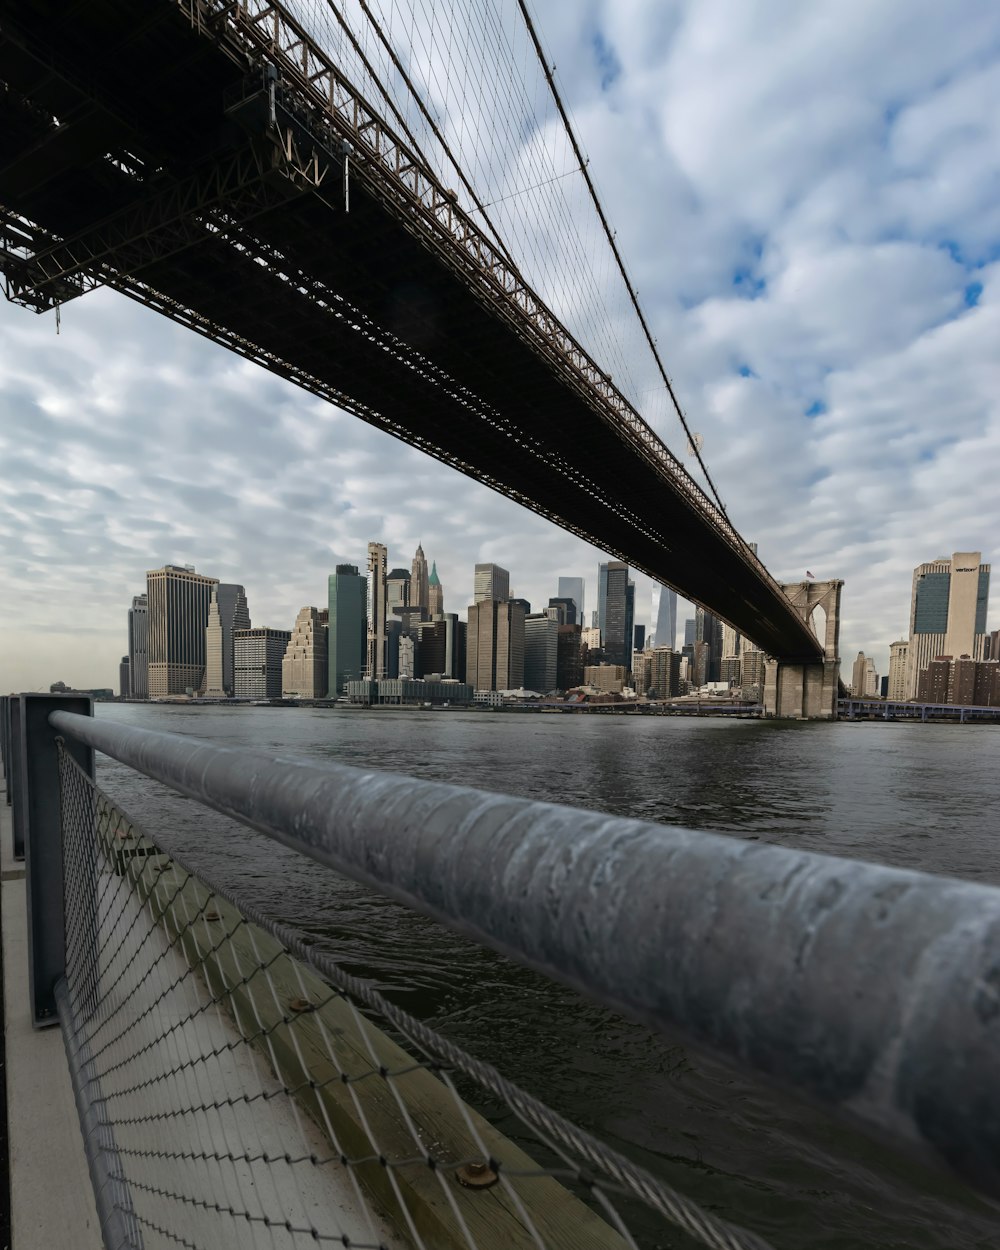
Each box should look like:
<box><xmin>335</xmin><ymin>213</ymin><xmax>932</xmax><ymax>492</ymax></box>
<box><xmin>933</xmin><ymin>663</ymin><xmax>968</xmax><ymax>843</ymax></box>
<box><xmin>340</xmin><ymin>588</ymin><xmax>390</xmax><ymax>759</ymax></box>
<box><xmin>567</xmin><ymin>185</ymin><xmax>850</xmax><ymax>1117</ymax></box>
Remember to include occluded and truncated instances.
<box><xmin>9</xmin><ymin>696</ymin><xmax>26</xmax><ymax>858</ymax></box>
<box><xmin>20</xmin><ymin>693</ymin><xmax>94</xmax><ymax>1027</ymax></box>
<box><xmin>2</xmin><ymin>694</ymin><xmax>11</xmax><ymax>805</ymax></box>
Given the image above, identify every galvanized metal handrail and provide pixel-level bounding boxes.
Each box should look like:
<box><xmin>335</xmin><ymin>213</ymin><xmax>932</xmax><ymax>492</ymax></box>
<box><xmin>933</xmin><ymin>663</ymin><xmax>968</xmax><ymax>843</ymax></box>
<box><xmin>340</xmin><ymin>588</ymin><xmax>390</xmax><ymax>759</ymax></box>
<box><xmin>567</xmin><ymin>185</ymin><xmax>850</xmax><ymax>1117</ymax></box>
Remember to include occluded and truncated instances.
<box><xmin>45</xmin><ymin>707</ymin><xmax>1000</xmax><ymax>1200</ymax></box>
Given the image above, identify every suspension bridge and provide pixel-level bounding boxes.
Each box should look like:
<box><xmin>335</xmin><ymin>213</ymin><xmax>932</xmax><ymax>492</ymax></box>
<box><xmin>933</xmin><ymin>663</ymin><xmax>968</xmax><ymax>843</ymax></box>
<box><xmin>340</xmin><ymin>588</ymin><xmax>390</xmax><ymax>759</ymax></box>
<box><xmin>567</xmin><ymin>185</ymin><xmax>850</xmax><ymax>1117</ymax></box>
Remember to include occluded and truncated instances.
<box><xmin>0</xmin><ymin>0</ymin><xmax>830</xmax><ymax>677</ymax></box>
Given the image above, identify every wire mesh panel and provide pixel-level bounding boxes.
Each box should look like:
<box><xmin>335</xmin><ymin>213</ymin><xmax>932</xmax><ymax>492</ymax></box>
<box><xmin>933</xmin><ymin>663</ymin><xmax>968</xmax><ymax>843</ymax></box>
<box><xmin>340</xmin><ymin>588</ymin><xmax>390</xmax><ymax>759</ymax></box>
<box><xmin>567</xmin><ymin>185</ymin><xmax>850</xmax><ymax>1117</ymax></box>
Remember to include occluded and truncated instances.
<box><xmin>55</xmin><ymin>742</ymin><xmax>770</xmax><ymax>1250</ymax></box>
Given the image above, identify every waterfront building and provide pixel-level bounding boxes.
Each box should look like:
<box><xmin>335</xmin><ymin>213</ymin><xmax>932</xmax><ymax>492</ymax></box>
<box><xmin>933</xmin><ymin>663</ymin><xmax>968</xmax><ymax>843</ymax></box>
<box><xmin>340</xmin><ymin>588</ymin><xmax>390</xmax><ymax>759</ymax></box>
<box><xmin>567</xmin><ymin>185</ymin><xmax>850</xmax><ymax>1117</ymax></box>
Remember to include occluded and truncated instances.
<box><xmin>556</xmin><ymin>624</ymin><xmax>584</xmax><ymax>690</ymax></box>
<box><xmin>524</xmin><ymin>613</ymin><xmax>558</xmax><ymax>693</ymax></box>
<box><xmin>410</xmin><ymin>544</ymin><xmax>429</xmax><ymax>615</ymax></box>
<box><xmin>366</xmin><ymin>542</ymin><xmax>388</xmax><ymax>680</ymax></box>
<box><xmin>741</xmin><ymin>648</ymin><xmax>766</xmax><ymax>701</ymax></box>
<box><xmin>557</xmin><ymin>577</ymin><xmax>584</xmax><ymax>627</ymax></box>
<box><xmin>597</xmin><ymin>562</ymin><xmax>630</xmax><ymax>667</ymax></box>
<box><xmin>428</xmin><ymin>561</ymin><xmax>444</xmax><ymax>616</ymax></box>
<box><xmin>282</xmin><ymin>606</ymin><xmax>329</xmax><ymax>698</ymax></box>
<box><xmin>234</xmin><ymin>627</ymin><xmax>291</xmax><ymax>698</ymax></box>
<box><xmin>906</xmin><ymin>553</ymin><xmax>990</xmax><ymax>698</ymax></box>
<box><xmin>632</xmin><ymin>651</ymin><xmax>653</xmax><ymax>696</ymax></box>
<box><xmin>127</xmin><ymin>593</ymin><xmax>148</xmax><ymax>698</ymax></box>
<box><xmin>887</xmin><ymin>640</ymin><xmax>909</xmax><ymax>701</ymax></box>
<box><xmin>584</xmin><ymin>664</ymin><xmax>626</xmax><ymax>694</ymax></box>
<box><xmin>347</xmin><ymin>677</ymin><xmax>473</xmax><ymax>705</ymax></box>
<box><xmin>146</xmin><ymin>564</ymin><xmax>218</xmax><ymax>697</ymax></box>
<box><xmin>988</xmin><ymin>630</ymin><xmax>1000</xmax><ymax>662</ymax></box>
<box><xmin>474</xmin><ymin>563</ymin><xmax>509</xmax><ymax>604</ymax></box>
<box><xmin>204</xmin><ymin>582</ymin><xmax>250</xmax><ymax>697</ymax></box>
<box><xmin>328</xmin><ymin>564</ymin><xmax>368</xmax><ymax>695</ymax></box>
<box><xmin>466</xmin><ymin>598</ymin><xmax>525</xmax><ymax>691</ymax></box>
<box><xmin>653</xmin><ymin>587</ymin><xmax>677</xmax><ymax>650</ymax></box>
<box><xmin>688</xmin><ymin>640</ymin><xmax>709</xmax><ymax>688</ymax></box>
<box><xmin>915</xmin><ymin>655</ymin><xmax>1000</xmax><ymax>706</ymax></box>
<box><xmin>118</xmin><ymin>656</ymin><xmax>129</xmax><ymax>699</ymax></box>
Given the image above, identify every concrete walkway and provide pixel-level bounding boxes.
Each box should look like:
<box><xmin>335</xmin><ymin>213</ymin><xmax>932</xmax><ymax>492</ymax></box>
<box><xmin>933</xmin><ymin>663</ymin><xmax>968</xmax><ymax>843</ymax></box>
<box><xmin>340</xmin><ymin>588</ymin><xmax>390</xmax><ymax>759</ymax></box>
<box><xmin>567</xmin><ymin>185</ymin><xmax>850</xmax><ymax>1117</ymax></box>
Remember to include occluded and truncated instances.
<box><xmin>2</xmin><ymin>784</ymin><xmax>103</xmax><ymax>1249</ymax></box>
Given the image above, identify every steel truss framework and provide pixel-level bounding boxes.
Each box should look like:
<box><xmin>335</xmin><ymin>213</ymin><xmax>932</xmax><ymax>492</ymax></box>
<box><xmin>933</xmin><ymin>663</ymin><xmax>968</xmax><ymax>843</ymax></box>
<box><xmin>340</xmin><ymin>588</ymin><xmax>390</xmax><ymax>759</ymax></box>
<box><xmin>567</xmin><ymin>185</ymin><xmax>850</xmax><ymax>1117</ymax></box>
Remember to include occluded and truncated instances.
<box><xmin>0</xmin><ymin>0</ymin><xmax>825</xmax><ymax>660</ymax></box>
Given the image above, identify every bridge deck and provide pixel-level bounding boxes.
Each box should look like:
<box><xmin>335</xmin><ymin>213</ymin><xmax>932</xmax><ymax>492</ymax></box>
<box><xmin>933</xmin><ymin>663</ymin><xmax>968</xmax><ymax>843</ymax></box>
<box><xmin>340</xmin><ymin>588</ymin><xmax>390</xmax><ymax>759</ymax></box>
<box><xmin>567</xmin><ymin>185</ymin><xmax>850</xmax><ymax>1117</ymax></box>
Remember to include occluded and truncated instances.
<box><xmin>0</xmin><ymin>0</ymin><xmax>824</xmax><ymax>661</ymax></box>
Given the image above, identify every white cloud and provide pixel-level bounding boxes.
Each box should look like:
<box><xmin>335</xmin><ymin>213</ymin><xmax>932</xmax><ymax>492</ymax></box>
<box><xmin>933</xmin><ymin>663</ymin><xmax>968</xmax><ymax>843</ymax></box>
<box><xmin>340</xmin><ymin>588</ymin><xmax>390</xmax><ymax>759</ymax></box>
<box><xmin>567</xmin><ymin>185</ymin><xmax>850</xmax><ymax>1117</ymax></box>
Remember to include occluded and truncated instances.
<box><xmin>2</xmin><ymin>0</ymin><xmax>1000</xmax><ymax>690</ymax></box>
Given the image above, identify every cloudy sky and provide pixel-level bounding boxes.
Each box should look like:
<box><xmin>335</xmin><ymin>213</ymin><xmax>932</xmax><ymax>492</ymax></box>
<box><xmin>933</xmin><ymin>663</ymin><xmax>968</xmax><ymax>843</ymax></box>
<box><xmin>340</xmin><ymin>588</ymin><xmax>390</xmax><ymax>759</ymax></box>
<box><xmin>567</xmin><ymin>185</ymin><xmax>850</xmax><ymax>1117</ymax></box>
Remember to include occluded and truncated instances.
<box><xmin>2</xmin><ymin>0</ymin><xmax>999</xmax><ymax>692</ymax></box>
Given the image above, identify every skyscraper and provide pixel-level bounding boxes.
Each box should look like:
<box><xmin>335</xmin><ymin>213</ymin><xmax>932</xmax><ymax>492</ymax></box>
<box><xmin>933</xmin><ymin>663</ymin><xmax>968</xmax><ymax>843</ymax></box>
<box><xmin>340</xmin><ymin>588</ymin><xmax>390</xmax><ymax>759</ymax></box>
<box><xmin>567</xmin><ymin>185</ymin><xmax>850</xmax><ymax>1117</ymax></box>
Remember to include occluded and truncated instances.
<box><xmin>466</xmin><ymin>599</ymin><xmax>525</xmax><ymax>690</ymax></box>
<box><xmin>127</xmin><ymin>593</ymin><xmax>148</xmax><ymax>698</ymax></box>
<box><xmin>557</xmin><ymin>577</ymin><xmax>585</xmax><ymax>628</ymax></box>
<box><xmin>366</xmin><ymin>541</ymin><xmax>388</xmax><ymax>680</ymax></box>
<box><xmin>547</xmin><ymin>597</ymin><xmax>577</xmax><ymax>626</ymax></box>
<box><xmin>118</xmin><ymin>656</ymin><xmax>130</xmax><ymax>699</ymax></box>
<box><xmin>695</xmin><ymin>607</ymin><xmax>724</xmax><ymax>683</ymax></box>
<box><xmin>524</xmin><ymin>613</ymin><xmax>558</xmax><ymax>693</ymax></box>
<box><xmin>328</xmin><ymin>564</ymin><xmax>368</xmax><ymax>695</ymax></box>
<box><xmin>410</xmin><ymin>544</ymin><xmax>429</xmax><ymax>615</ymax></box>
<box><xmin>146</xmin><ymin>565</ymin><xmax>218</xmax><ymax>697</ymax></box>
<box><xmin>598</xmin><ymin>562</ymin><xmax>630</xmax><ymax>667</ymax></box>
<box><xmin>683</xmin><ymin>618</ymin><xmax>696</xmax><ymax>647</ymax></box>
<box><xmin>234</xmin><ymin>628</ymin><xmax>291</xmax><ymax>699</ymax></box>
<box><xmin>906</xmin><ymin>552</ymin><xmax>991</xmax><ymax>697</ymax></box>
<box><xmin>386</xmin><ymin>568</ymin><xmax>411</xmax><ymax>615</ymax></box>
<box><xmin>282</xmin><ymin>607</ymin><xmax>329</xmax><ymax>698</ymax></box>
<box><xmin>887</xmin><ymin>640</ymin><xmax>908</xmax><ymax>701</ymax></box>
<box><xmin>204</xmin><ymin>582</ymin><xmax>250</xmax><ymax>697</ymax></box>
<box><xmin>653</xmin><ymin>586</ymin><xmax>677</xmax><ymax>651</ymax></box>
<box><xmin>474</xmin><ymin>563</ymin><xmax>509</xmax><ymax>603</ymax></box>
<box><xmin>428</xmin><ymin>561</ymin><xmax>444</xmax><ymax>615</ymax></box>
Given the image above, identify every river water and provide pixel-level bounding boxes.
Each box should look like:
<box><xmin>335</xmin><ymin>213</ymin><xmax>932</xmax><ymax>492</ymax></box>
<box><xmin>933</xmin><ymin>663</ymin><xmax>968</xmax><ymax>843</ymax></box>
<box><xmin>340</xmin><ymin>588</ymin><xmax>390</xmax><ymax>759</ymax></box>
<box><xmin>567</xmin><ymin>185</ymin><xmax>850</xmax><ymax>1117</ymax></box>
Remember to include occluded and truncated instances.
<box><xmin>96</xmin><ymin>704</ymin><xmax>1000</xmax><ymax>1248</ymax></box>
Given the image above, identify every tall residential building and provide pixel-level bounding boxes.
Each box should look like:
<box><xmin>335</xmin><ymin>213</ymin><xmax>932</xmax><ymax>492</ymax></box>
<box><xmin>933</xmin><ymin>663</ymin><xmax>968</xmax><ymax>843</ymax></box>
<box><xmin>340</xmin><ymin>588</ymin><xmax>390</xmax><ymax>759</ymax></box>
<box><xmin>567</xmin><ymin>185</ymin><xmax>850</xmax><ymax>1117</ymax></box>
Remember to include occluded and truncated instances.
<box><xmin>118</xmin><ymin>656</ymin><xmax>130</xmax><ymax>699</ymax></box>
<box><xmin>428</xmin><ymin>561</ymin><xmax>444</xmax><ymax>616</ymax></box>
<box><xmin>695</xmin><ymin>607</ymin><xmax>724</xmax><ymax>683</ymax></box>
<box><xmin>146</xmin><ymin>565</ymin><xmax>218</xmax><ymax>697</ymax></box>
<box><xmin>366</xmin><ymin>542</ymin><xmax>388</xmax><ymax>680</ymax></box>
<box><xmin>466</xmin><ymin>599</ymin><xmax>525</xmax><ymax>691</ymax></box>
<box><xmin>474</xmin><ymin>563</ymin><xmax>510</xmax><ymax>604</ymax></box>
<box><xmin>598</xmin><ymin>562</ymin><xmax>630</xmax><ymax>667</ymax></box>
<box><xmin>557</xmin><ymin>577</ymin><xmax>584</xmax><ymax>628</ymax></box>
<box><xmin>127</xmin><ymin>593</ymin><xmax>148</xmax><ymax>699</ymax></box>
<box><xmin>653</xmin><ymin>587</ymin><xmax>677</xmax><ymax>651</ymax></box>
<box><xmin>410</xmin><ymin>544</ymin><xmax>430</xmax><ymax>615</ymax></box>
<box><xmin>906</xmin><ymin>552</ymin><xmax>991</xmax><ymax>697</ymax></box>
<box><xmin>282</xmin><ymin>607</ymin><xmax>329</xmax><ymax>698</ymax></box>
<box><xmin>887</xmin><ymin>640</ymin><xmax>909</xmax><ymax>701</ymax></box>
<box><xmin>648</xmin><ymin>647</ymin><xmax>681</xmax><ymax>699</ymax></box>
<box><xmin>524</xmin><ymin>613</ymin><xmax>558</xmax><ymax>693</ymax></box>
<box><xmin>233</xmin><ymin>627</ymin><xmax>291</xmax><ymax>698</ymax></box>
<box><xmin>204</xmin><ymin>582</ymin><xmax>250</xmax><ymax>697</ymax></box>
<box><xmin>328</xmin><ymin>564</ymin><xmax>368</xmax><ymax>695</ymax></box>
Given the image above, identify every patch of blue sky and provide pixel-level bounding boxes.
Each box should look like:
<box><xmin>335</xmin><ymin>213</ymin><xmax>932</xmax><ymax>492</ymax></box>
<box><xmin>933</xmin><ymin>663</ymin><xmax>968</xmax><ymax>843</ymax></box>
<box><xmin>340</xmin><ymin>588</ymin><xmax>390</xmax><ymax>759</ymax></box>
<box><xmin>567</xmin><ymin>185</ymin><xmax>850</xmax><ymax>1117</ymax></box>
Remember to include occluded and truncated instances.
<box><xmin>732</xmin><ymin>266</ymin><xmax>766</xmax><ymax>297</ymax></box>
<box><xmin>805</xmin><ymin>400</ymin><xmax>827</xmax><ymax>418</ymax></box>
<box><xmin>737</xmin><ymin>363</ymin><xmax>756</xmax><ymax>378</ymax></box>
<box><xmin>591</xmin><ymin>31</ymin><xmax>621</xmax><ymax>91</ymax></box>
<box><xmin>964</xmin><ymin>282</ymin><xmax>983</xmax><ymax>307</ymax></box>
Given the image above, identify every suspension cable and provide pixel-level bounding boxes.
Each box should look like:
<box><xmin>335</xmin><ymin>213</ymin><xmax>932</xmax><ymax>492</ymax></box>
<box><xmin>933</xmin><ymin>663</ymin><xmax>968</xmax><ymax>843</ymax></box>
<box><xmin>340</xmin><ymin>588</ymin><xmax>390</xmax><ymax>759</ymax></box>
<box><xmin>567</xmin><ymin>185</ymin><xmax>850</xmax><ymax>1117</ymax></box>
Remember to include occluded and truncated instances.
<box><xmin>515</xmin><ymin>0</ymin><xmax>731</xmax><ymax>520</ymax></box>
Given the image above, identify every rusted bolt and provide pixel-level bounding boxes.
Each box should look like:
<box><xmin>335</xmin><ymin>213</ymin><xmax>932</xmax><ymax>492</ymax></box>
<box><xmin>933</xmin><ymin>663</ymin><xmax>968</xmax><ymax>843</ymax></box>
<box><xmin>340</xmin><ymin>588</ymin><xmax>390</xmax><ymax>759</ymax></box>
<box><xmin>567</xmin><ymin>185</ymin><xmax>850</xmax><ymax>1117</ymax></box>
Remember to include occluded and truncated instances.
<box><xmin>203</xmin><ymin>910</ymin><xmax>222</xmax><ymax>922</ymax></box>
<box><xmin>288</xmin><ymin>997</ymin><xmax>315</xmax><ymax>1013</ymax></box>
<box><xmin>455</xmin><ymin>1161</ymin><xmax>498</xmax><ymax>1189</ymax></box>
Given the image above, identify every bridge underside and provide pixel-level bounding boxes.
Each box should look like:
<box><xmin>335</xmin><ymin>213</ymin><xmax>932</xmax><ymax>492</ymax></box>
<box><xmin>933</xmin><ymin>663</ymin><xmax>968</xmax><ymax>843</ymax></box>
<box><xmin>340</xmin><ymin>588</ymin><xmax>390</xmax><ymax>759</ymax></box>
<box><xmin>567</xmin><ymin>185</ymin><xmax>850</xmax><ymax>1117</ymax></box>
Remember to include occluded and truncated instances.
<box><xmin>0</xmin><ymin>0</ymin><xmax>823</xmax><ymax>662</ymax></box>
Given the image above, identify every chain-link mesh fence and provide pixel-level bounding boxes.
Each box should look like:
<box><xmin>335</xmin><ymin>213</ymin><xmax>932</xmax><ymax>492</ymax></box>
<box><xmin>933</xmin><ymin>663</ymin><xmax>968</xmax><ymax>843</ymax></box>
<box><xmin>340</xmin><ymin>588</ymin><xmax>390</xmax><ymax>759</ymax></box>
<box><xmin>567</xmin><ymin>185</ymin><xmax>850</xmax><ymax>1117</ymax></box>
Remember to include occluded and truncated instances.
<box><xmin>55</xmin><ymin>740</ymin><xmax>771</xmax><ymax>1250</ymax></box>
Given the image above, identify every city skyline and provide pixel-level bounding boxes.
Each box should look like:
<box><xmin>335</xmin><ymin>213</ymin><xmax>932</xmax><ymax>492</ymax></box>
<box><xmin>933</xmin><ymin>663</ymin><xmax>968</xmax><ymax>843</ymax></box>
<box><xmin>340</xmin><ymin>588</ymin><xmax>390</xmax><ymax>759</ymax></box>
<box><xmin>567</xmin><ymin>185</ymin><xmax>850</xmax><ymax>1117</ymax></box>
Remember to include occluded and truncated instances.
<box><xmin>3</xmin><ymin>2</ymin><xmax>1000</xmax><ymax>691</ymax></box>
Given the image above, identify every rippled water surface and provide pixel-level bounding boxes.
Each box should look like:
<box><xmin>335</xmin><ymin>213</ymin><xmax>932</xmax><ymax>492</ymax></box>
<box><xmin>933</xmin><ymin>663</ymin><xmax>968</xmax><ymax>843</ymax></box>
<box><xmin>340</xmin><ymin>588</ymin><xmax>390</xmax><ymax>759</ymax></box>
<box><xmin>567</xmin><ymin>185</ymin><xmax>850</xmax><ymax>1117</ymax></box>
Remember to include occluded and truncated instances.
<box><xmin>96</xmin><ymin>704</ymin><xmax>1000</xmax><ymax>1248</ymax></box>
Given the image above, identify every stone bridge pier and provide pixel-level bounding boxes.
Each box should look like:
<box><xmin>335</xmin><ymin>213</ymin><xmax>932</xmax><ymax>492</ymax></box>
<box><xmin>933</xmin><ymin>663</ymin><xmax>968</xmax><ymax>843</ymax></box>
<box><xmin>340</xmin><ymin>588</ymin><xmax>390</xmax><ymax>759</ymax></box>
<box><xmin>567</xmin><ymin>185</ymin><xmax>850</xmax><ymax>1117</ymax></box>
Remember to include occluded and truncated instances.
<box><xmin>763</xmin><ymin>579</ymin><xmax>843</xmax><ymax>719</ymax></box>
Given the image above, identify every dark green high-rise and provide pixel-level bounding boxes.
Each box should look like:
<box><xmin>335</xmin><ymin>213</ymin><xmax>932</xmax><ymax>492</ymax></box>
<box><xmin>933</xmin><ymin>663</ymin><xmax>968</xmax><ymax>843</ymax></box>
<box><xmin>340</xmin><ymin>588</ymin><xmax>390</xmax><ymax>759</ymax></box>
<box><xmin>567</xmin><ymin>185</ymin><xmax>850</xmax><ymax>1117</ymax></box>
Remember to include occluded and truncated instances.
<box><xmin>328</xmin><ymin>564</ymin><xmax>368</xmax><ymax>695</ymax></box>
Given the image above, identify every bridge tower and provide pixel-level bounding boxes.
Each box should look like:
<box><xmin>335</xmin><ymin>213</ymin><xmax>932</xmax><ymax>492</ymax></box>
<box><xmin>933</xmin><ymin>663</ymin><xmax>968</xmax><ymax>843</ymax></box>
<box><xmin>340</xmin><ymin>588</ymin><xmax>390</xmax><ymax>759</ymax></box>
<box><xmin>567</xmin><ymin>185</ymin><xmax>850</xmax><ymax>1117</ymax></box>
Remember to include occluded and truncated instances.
<box><xmin>763</xmin><ymin>580</ymin><xmax>843</xmax><ymax>719</ymax></box>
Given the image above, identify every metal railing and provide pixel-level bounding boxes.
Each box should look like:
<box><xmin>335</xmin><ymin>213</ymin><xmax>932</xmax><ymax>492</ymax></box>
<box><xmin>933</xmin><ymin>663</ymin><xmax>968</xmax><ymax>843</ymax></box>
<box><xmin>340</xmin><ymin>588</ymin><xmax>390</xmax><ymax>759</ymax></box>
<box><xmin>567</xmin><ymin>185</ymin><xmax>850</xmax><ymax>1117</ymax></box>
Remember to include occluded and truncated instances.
<box><xmin>2</xmin><ymin>693</ymin><xmax>999</xmax><ymax>1247</ymax></box>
